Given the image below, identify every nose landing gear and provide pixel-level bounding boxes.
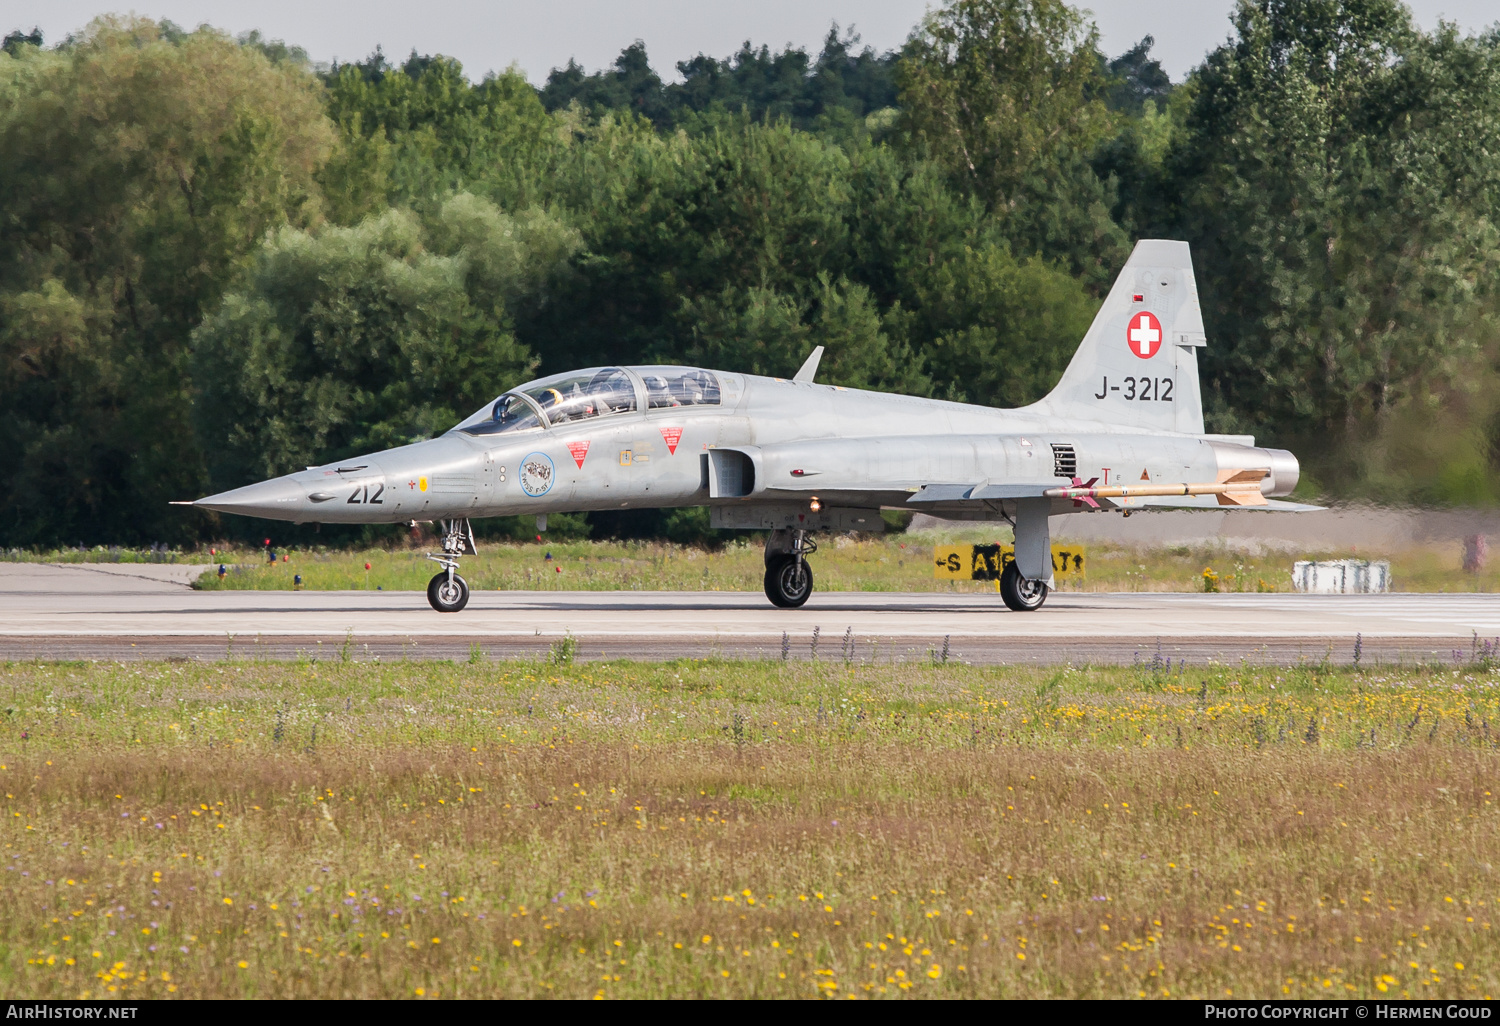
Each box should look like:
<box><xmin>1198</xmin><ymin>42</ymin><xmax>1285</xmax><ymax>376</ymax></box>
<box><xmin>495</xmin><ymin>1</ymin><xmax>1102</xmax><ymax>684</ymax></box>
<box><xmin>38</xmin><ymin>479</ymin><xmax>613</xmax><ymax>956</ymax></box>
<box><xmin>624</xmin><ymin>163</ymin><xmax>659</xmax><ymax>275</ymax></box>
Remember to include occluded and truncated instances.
<box><xmin>425</xmin><ymin>518</ymin><xmax>476</xmax><ymax>613</ymax></box>
<box><xmin>764</xmin><ymin>529</ymin><xmax>815</xmax><ymax>608</ymax></box>
<box><xmin>427</xmin><ymin>572</ymin><xmax>470</xmax><ymax>612</ymax></box>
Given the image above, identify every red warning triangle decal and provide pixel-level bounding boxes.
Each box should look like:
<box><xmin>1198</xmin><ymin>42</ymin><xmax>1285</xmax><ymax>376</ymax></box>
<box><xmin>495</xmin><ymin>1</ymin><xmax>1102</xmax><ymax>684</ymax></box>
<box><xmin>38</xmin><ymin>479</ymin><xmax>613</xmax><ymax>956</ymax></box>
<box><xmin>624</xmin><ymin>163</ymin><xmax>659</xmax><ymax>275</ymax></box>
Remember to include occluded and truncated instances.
<box><xmin>659</xmin><ymin>426</ymin><xmax>683</xmax><ymax>454</ymax></box>
<box><xmin>1140</xmin><ymin>469</ymin><xmax>1150</xmax><ymax>481</ymax></box>
<box><xmin>566</xmin><ymin>440</ymin><xmax>591</xmax><ymax>468</ymax></box>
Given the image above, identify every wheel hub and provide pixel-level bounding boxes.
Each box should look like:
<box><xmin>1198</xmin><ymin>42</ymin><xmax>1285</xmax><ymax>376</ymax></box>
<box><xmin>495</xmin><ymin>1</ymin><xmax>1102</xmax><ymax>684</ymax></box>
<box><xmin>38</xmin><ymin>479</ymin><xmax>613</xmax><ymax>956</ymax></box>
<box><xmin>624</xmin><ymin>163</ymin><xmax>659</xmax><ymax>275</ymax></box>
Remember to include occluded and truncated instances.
<box><xmin>781</xmin><ymin>562</ymin><xmax>808</xmax><ymax>594</ymax></box>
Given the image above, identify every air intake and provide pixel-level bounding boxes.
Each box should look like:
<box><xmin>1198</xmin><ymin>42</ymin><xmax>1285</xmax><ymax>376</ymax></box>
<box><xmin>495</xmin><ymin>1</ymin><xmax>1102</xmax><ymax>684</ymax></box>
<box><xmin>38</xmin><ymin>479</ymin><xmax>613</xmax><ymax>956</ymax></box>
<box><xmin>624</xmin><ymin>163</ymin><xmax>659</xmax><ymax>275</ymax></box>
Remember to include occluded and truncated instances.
<box><xmin>1051</xmin><ymin>444</ymin><xmax>1077</xmax><ymax>479</ymax></box>
<box><xmin>706</xmin><ymin>449</ymin><xmax>756</xmax><ymax>497</ymax></box>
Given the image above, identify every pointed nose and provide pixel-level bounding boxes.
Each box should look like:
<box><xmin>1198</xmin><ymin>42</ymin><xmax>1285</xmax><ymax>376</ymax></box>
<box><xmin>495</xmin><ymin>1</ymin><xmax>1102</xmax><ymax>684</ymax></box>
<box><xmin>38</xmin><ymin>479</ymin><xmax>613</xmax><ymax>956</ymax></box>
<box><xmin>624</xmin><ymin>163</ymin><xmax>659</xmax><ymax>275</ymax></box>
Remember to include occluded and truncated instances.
<box><xmin>195</xmin><ymin>476</ymin><xmax>308</xmax><ymax>521</ymax></box>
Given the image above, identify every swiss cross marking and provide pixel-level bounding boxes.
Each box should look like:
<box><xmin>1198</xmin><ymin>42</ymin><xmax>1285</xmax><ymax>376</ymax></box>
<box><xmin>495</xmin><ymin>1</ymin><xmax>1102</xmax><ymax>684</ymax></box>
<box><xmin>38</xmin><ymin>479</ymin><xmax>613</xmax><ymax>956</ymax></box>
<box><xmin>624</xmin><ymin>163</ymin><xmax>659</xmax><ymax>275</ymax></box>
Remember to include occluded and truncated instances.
<box><xmin>1128</xmin><ymin>311</ymin><xmax>1162</xmax><ymax>359</ymax></box>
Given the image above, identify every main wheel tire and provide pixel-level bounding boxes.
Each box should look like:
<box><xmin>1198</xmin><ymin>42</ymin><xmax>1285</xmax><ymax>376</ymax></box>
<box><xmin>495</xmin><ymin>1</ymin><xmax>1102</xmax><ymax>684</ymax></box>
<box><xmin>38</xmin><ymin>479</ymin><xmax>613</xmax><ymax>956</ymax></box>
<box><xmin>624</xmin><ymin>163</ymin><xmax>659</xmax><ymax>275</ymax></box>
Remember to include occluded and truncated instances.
<box><xmin>764</xmin><ymin>555</ymin><xmax>814</xmax><ymax>608</ymax></box>
<box><xmin>427</xmin><ymin>571</ymin><xmax>470</xmax><ymax>613</ymax></box>
<box><xmin>999</xmin><ymin>562</ymin><xmax>1048</xmax><ymax>611</ymax></box>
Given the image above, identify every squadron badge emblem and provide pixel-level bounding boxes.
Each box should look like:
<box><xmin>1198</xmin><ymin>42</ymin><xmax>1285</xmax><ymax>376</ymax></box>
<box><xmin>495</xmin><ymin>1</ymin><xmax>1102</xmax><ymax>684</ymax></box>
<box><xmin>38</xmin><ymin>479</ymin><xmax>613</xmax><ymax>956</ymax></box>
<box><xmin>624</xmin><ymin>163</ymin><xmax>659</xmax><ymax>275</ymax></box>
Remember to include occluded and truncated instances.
<box><xmin>519</xmin><ymin>452</ymin><xmax>555</xmax><ymax>497</ymax></box>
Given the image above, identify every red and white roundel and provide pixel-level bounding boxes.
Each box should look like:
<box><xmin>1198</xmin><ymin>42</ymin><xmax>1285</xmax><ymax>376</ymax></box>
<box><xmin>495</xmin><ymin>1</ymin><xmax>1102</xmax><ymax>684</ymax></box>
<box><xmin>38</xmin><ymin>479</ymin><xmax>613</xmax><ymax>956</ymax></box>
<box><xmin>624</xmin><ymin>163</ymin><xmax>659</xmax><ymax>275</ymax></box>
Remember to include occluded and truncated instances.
<box><xmin>1126</xmin><ymin>310</ymin><xmax>1163</xmax><ymax>359</ymax></box>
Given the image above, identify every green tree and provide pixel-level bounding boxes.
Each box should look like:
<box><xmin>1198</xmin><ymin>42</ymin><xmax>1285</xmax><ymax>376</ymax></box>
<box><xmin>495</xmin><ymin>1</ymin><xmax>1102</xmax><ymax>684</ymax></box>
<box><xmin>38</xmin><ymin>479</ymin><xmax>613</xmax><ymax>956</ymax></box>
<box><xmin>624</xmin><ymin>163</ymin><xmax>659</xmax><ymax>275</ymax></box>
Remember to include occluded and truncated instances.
<box><xmin>835</xmin><ymin>143</ymin><xmax>1099</xmax><ymax>405</ymax></box>
<box><xmin>540</xmin><ymin>42</ymin><xmax>671</xmax><ymax>127</ymax></box>
<box><xmin>0</xmin><ymin>18</ymin><xmax>332</xmax><ymax>546</ymax></box>
<box><xmin>523</xmin><ymin>114</ymin><xmax>860</xmax><ymax>371</ymax></box>
<box><xmin>915</xmin><ymin>245</ymin><xmax>1099</xmax><ymax>406</ymax></box>
<box><xmin>897</xmin><ymin>0</ymin><xmax>1127</xmax><ymax>284</ymax></box>
<box><xmin>322</xmin><ymin>48</ymin><xmax>557</xmax><ymax>216</ymax></box>
<box><xmin>516</xmin><ymin>111</ymin><xmax>1094</xmax><ymax>407</ymax></box>
<box><xmin>192</xmin><ymin>194</ymin><xmax>579</xmax><ymax>488</ymax></box>
<box><xmin>1103</xmin><ymin>35</ymin><xmax>1173</xmax><ymax>113</ymax></box>
<box><xmin>539</xmin><ymin>26</ymin><xmax>899</xmax><ymax>134</ymax></box>
<box><xmin>1164</xmin><ymin>0</ymin><xmax>1500</xmax><ymax>455</ymax></box>
<box><xmin>681</xmin><ymin>274</ymin><xmax>930</xmax><ymax>394</ymax></box>
<box><xmin>1</xmin><ymin>27</ymin><xmax>42</xmax><ymax>56</ymax></box>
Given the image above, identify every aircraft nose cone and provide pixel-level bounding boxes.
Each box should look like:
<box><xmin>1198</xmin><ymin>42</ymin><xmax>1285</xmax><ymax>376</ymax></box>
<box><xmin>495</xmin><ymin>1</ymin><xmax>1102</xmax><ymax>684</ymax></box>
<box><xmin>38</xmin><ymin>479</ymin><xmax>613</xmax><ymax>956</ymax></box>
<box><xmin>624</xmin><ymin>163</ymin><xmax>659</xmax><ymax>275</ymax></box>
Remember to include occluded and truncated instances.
<box><xmin>195</xmin><ymin>476</ymin><xmax>307</xmax><ymax>520</ymax></box>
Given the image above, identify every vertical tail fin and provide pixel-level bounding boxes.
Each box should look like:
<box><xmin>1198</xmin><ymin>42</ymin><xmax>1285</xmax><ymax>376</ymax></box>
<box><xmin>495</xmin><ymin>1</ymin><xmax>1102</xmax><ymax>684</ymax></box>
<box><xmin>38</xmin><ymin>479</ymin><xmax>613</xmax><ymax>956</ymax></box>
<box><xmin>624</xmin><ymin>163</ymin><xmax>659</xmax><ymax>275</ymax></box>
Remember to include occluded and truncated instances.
<box><xmin>1027</xmin><ymin>239</ymin><xmax>1206</xmax><ymax>434</ymax></box>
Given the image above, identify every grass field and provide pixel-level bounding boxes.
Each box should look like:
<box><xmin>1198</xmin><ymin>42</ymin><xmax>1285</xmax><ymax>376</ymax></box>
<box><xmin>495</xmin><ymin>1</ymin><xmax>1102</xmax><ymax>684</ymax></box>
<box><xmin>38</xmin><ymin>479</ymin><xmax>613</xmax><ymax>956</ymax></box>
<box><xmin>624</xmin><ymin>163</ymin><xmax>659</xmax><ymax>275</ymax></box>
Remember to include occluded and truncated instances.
<box><xmin>179</xmin><ymin>529</ymin><xmax>1500</xmax><ymax>594</ymax></box>
<box><xmin>2</xmin><ymin>655</ymin><xmax>1498</xmax><ymax>999</ymax></box>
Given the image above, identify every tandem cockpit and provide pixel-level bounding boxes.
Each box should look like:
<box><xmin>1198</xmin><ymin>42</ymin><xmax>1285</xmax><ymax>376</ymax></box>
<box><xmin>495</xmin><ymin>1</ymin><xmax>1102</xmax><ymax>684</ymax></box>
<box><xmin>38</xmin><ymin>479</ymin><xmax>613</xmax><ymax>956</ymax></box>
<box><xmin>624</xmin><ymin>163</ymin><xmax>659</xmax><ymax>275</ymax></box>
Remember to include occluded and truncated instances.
<box><xmin>452</xmin><ymin>365</ymin><xmax>723</xmax><ymax>436</ymax></box>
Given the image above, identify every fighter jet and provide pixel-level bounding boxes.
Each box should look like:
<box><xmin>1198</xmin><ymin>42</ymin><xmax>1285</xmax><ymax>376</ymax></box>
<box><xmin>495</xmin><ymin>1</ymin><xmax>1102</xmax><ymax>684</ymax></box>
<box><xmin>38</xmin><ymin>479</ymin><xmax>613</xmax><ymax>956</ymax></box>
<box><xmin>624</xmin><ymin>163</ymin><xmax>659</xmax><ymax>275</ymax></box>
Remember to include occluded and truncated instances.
<box><xmin>190</xmin><ymin>240</ymin><xmax>1314</xmax><ymax>612</ymax></box>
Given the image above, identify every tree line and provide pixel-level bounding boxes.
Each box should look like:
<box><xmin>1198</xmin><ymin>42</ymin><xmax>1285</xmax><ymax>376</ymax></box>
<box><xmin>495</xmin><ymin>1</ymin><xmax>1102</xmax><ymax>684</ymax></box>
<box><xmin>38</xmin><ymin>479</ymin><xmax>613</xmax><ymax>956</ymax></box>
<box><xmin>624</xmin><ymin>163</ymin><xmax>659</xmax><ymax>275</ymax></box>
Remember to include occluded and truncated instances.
<box><xmin>4</xmin><ymin>0</ymin><xmax>1500</xmax><ymax>547</ymax></box>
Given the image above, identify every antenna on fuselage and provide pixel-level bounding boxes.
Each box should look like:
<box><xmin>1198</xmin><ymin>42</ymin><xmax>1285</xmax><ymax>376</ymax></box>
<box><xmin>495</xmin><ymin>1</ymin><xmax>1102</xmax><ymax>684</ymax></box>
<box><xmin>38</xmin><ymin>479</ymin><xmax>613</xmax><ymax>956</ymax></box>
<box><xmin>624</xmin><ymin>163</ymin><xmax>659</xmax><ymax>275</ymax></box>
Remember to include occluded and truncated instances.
<box><xmin>793</xmin><ymin>345</ymin><xmax>825</xmax><ymax>383</ymax></box>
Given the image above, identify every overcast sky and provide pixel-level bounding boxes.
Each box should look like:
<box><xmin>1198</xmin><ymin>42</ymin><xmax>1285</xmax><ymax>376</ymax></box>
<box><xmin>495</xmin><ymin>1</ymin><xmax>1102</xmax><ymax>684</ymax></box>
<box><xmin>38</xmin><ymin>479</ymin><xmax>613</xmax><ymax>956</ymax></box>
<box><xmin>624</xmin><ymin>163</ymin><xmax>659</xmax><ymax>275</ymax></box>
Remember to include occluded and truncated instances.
<box><xmin>6</xmin><ymin>1</ymin><xmax>1498</xmax><ymax>83</ymax></box>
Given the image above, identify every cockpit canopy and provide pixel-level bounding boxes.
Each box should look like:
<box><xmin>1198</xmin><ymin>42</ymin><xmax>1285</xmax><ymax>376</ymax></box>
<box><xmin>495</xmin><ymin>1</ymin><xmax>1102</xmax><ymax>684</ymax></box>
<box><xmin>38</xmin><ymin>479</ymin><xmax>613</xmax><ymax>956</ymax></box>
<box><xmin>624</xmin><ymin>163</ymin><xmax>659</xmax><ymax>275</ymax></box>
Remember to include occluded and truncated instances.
<box><xmin>453</xmin><ymin>365</ymin><xmax>721</xmax><ymax>436</ymax></box>
<box><xmin>635</xmin><ymin>365</ymin><xmax>721</xmax><ymax>408</ymax></box>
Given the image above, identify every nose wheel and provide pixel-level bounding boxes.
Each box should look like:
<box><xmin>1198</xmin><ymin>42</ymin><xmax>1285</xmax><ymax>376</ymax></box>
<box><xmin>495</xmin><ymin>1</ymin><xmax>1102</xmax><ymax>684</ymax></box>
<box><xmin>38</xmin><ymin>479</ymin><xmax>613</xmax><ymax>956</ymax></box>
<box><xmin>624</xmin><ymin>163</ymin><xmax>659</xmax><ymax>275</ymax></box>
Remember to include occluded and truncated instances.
<box><xmin>427</xmin><ymin>570</ymin><xmax>470</xmax><ymax>612</ymax></box>
<box><xmin>424</xmin><ymin>517</ymin><xmax>475</xmax><ymax>613</ymax></box>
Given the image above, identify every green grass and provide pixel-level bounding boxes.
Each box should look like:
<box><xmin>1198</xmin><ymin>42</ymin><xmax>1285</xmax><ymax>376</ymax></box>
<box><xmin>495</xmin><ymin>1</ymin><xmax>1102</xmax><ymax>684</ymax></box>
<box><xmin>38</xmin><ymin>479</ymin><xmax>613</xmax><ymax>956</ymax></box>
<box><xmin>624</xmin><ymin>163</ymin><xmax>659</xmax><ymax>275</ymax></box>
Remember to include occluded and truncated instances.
<box><xmin>1</xmin><ymin>546</ymin><xmax>212</xmax><ymax>565</ymax></box>
<box><xmin>9</xmin><ymin>526</ymin><xmax>1500</xmax><ymax>593</ymax></box>
<box><xmin>1</xmin><ymin>656</ymin><xmax>1498</xmax><ymax>998</ymax></box>
<box><xmin>188</xmin><ymin>530</ymin><xmax>1500</xmax><ymax>594</ymax></box>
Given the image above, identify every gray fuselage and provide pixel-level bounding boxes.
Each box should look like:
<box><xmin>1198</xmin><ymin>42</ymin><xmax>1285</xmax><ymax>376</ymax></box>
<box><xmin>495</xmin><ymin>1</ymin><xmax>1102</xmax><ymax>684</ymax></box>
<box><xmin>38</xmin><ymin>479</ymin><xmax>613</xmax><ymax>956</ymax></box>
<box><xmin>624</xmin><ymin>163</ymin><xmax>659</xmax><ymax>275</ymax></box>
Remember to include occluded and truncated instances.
<box><xmin>195</xmin><ymin>366</ymin><xmax>1297</xmax><ymax>528</ymax></box>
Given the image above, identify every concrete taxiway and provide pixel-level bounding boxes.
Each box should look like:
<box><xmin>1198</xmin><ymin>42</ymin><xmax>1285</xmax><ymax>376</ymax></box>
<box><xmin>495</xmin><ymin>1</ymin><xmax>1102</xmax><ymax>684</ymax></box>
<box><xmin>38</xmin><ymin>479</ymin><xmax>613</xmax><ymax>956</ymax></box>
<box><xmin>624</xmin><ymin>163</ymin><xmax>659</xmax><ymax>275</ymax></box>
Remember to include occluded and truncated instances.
<box><xmin>0</xmin><ymin>562</ymin><xmax>1493</xmax><ymax>664</ymax></box>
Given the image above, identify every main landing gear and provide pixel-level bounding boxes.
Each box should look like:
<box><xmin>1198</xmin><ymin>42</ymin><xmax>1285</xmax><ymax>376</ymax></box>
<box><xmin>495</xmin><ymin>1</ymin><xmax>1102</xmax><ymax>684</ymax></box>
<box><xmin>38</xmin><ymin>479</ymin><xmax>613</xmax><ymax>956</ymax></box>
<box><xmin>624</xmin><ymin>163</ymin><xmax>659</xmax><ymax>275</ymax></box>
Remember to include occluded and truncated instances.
<box><xmin>999</xmin><ymin>562</ymin><xmax>1048</xmax><ymax>611</ymax></box>
<box><xmin>425</xmin><ymin>518</ymin><xmax>476</xmax><ymax>613</ymax></box>
<box><xmin>764</xmin><ymin>529</ymin><xmax>815</xmax><ymax>608</ymax></box>
<box><xmin>996</xmin><ymin>495</ymin><xmax>1051</xmax><ymax>612</ymax></box>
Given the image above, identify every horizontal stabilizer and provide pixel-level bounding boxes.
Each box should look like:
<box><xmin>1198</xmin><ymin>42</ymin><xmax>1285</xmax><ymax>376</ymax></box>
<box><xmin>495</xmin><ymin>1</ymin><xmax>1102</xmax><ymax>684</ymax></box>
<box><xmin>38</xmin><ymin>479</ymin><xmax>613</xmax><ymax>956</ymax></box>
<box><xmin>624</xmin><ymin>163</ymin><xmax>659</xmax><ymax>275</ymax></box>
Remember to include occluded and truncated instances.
<box><xmin>909</xmin><ymin>484</ymin><xmax>979</xmax><ymax>503</ymax></box>
<box><xmin>968</xmin><ymin>483</ymin><xmax>1064</xmax><ymax>500</ymax></box>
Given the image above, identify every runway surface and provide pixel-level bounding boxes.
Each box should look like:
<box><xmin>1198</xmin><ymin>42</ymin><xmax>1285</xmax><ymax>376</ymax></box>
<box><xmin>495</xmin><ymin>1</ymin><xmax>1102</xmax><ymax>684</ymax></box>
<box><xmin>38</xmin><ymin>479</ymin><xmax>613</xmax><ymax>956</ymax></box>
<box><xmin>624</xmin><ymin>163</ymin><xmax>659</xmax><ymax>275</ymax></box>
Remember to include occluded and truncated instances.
<box><xmin>0</xmin><ymin>562</ymin><xmax>1491</xmax><ymax>664</ymax></box>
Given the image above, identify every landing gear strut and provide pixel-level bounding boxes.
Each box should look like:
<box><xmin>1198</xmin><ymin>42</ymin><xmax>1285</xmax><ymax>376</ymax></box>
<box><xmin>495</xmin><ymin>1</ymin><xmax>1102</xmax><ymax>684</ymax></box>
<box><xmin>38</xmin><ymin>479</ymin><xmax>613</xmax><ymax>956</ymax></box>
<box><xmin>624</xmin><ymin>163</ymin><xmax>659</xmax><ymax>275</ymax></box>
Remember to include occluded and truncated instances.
<box><xmin>764</xmin><ymin>529</ymin><xmax>815</xmax><ymax>608</ymax></box>
<box><xmin>425</xmin><ymin>518</ymin><xmax>475</xmax><ymax>613</ymax></box>
<box><xmin>998</xmin><ymin>496</ymin><xmax>1052</xmax><ymax>612</ymax></box>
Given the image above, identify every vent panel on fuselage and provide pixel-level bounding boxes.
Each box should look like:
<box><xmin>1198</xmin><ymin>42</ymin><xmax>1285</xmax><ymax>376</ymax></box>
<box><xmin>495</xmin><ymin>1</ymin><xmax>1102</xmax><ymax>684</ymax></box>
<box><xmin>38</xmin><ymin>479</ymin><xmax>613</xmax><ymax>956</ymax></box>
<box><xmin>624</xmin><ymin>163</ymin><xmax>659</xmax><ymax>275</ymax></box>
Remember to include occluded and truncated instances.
<box><xmin>1051</xmin><ymin>444</ymin><xmax>1077</xmax><ymax>479</ymax></box>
